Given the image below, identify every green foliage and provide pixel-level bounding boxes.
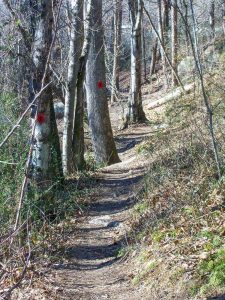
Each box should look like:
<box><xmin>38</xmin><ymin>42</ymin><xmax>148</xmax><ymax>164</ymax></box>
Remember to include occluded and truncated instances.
<box><xmin>151</xmin><ymin>230</ymin><xmax>165</xmax><ymax>243</ymax></box>
<box><xmin>116</xmin><ymin>247</ymin><xmax>129</xmax><ymax>258</ymax></box>
<box><xmin>0</xmin><ymin>92</ymin><xmax>28</xmax><ymax>235</ymax></box>
<box><xmin>134</xmin><ymin>201</ymin><xmax>149</xmax><ymax>215</ymax></box>
<box><xmin>198</xmin><ymin>249</ymin><xmax>225</xmax><ymax>294</ymax></box>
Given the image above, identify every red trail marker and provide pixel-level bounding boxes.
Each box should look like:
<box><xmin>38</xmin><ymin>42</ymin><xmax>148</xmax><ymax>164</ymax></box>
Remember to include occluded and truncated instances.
<box><xmin>37</xmin><ymin>113</ymin><xmax>45</xmax><ymax>124</ymax></box>
<box><xmin>97</xmin><ymin>80</ymin><xmax>104</xmax><ymax>89</ymax></box>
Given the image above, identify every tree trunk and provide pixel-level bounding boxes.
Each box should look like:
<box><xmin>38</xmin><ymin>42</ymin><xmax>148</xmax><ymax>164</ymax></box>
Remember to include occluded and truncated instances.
<box><xmin>86</xmin><ymin>0</ymin><xmax>120</xmax><ymax>165</ymax></box>
<box><xmin>162</xmin><ymin>0</ymin><xmax>170</xmax><ymax>41</ymax></box>
<box><xmin>223</xmin><ymin>0</ymin><xmax>225</xmax><ymax>36</ymax></box>
<box><xmin>72</xmin><ymin>0</ymin><xmax>93</xmax><ymax>170</ymax></box>
<box><xmin>171</xmin><ymin>0</ymin><xmax>178</xmax><ymax>86</ymax></box>
<box><xmin>142</xmin><ymin>25</ymin><xmax>147</xmax><ymax>81</ymax></box>
<box><xmin>209</xmin><ymin>0</ymin><xmax>215</xmax><ymax>38</ymax></box>
<box><xmin>150</xmin><ymin>38</ymin><xmax>158</xmax><ymax>76</ymax></box>
<box><xmin>184</xmin><ymin>1</ymin><xmax>189</xmax><ymax>54</ymax></box>
<box><xmin>158</xmin><ymin>0</ymin><xmax>167</xmax><ymax>87</ymax></box>
<box><xmin>143</xmin><ymin>2</ymin><xmax>184</xmax><ymax>90</ymax></box>
<box><xmin>127</xmin><ymin>0</ymin><xmax>146</xmax><ymax>123</ymax></box>
<box><xmin>62</xmin><ymin>0</ymin><xmax>83</xmax><ymax>175</ymax></box>
<box><xmin>30</xmin><ymin>0</ymin><xmax>63</xmax><ymax>186</ymax></box>
<box><xmin>111</xmin><ymin>0</ymin><xmax>122</xmax><ymax>104</ymax></box>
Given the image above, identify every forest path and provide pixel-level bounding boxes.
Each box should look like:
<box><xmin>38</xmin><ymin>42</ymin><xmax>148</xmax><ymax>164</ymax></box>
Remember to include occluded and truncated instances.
<box><xmin>51</xmin><ymin>123</ymin><xmax>153</xmax><ymax>300</ymax></box>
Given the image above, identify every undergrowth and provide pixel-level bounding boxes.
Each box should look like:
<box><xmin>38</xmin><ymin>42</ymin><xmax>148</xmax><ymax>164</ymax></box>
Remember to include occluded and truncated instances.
<box><xmin>0</xmin><ymin>92</ymin><xmax>97</xmax><ymax>295</ymax></box>
<box><xmin>128</xmin><ymin>70</ymin><xmax>225</xmax><ymax>299</ymax></box>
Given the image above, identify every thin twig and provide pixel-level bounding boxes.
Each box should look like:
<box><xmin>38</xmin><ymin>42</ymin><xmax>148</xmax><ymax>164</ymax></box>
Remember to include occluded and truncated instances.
<box><xmin>0</xmin><ymin>161</ymin><xmax>18</xmax><ymax>165</ymax></box>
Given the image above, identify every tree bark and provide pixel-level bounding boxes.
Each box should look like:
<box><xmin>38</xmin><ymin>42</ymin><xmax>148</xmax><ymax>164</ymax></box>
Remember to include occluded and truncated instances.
<box><xmin>143</xmin><ymin>2</ymin><xmax>184</xmax><ymax>90</ymax></box>
<box><xmin>209</xmin><ymin>0</ymin><xmax>215</xmax><ymax>38</ymax></box>
<box><xmin>127</xmin><ymin>0</ymin><xmax>146</xmax><ymax>123</ymax></box>
<box><xmin>171</xmin><ymin>0</ymin><xmax>178</xmax><ymax>86</ymax></box>
<box><xmin>111</xmin><ymin>0</ymin><xmax>122</xmax><ymax>104</ymax></box>
<box><xmin>30</xmin><ymin>0</ymin><xmax>63</xmax><ymax>186</ymax></box>
<box><xmin>223</xmin><ymin>0</ymin><xmax>225</xmax><ymax>36</ymax></box>
<box><xmin>142</xmin><ymin>24</ymin><xmax>147</xmax><ymax>81</ymax></box>
<box><xmin>158</xmin><ymin>0</ymin><xmax>167</xmax><ymax>85</ymax></box>
<box><xmin>86</xmin><ymin>0</ymin><xmax>120</xmax><ymax>165</ymax></box>
<box><xmin>72</xmin><ymin>0</ymin><xmax>93</xmax><ymax>170</ymax></box>
<box><xmin>162</xmin><ymin>0</ymin><xmax>170</xmax><ymax>42</ymax></box>
<box><xmin>62</xmin><ymin>0</ymin><xmax>83</xmax><ymax>175</ymax></box>
<box><xmin>150</xmin><ymin>38</ymin><xmax>158</xmax><ymax>76</ymax></box>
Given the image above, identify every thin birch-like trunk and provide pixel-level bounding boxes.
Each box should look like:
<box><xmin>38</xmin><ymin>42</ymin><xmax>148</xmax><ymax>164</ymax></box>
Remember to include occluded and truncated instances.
<box><xmin>150</xmin><ymin>38</ymin><xmax>158</xmax><ymax>76</ymax></box>
<box><xmin>111</xmin><ymin>0</ymin><xmax>122</xmax><ymax>104</ymax></box>
<box><xmin>142</xmin><ymin>25</ymin><xmax>147</xmax><ymax>82</ymax></box>
<box><xmin>209</xmin><ymin>0</ymin><xmax>215</xmax><ymax>38</ymax></box>
<box><xmin>223</xmin><ymin>0</ymin><xmax>225</xmax><ymax>36</ymax></box>
<box><xmin>62</xmin><ymin>0</ymin><xmax>83</xmax><ymax>175</ymax></box>
<box><xmin>158</xmin><ymin>0</ymin><xmax>167</xmax><ymax>86</ymax></box>
<box><xmin>127</xmin><ymin>0</ymin><xmax>146</xmax><ymax>123</ymax></box>
<box><xmin>72</xmin><ymin>0</ymin><xmax>93</xmax><ymax>170</ymax></box>
<box><xmin>171</xmin><ymin>0</ymin><xmax>178</xmax><ymax>86</ymax></box>
<box><xmin>143</xmin><ymin>2</ymin><xmax>184</xmax><ymax>90</ymax></box>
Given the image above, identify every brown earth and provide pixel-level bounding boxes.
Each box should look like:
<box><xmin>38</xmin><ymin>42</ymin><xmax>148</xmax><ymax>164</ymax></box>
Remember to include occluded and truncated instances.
<box><xmin>11</xmin><ymin>97</ymin><xmax>156</xmax><ymax>300</ymax></box>
<box><xmin>48</xmin><ymin>124</ymin><xmax>153</xmax><ymax>300</ymax></box>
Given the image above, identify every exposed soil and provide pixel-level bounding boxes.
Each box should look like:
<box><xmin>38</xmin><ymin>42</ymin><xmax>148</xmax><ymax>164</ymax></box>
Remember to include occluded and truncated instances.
<box><xmin>49</xmin><ymin>123</ymin><xmax>153</xmax><ymax>300</ymax></box>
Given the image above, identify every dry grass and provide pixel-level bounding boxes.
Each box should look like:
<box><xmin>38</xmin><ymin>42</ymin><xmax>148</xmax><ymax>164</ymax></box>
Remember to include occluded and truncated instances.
<box><xmin>127</xmin><ymin>69</ymin><xmax>225</xmax><ymax>299</ymax></box>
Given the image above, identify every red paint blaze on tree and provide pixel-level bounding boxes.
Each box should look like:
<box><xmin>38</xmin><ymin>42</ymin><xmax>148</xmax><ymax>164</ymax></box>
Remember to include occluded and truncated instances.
<box><xmin>97</xmin><ymin>80</ymin><xmax>104</xmax><ymax>89</ymax></box>
<box><xmin>37</xmin><ymin>113</ymin><xmax>45</xmax><ymax>124</ymax></box>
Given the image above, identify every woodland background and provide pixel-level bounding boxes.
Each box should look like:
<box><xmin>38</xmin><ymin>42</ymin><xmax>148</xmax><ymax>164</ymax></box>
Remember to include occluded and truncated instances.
<box><xmin>0</xmin><ymin>0</ymin><xmax>225</xmax><ymax>299</ymax></box>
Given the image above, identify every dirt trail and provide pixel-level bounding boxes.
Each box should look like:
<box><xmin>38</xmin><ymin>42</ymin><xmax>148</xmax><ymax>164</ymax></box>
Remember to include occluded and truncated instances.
<box><xmin>50</xmin><ymin>124</ymin><xmax>152</xmax><ymax>300</ymax></box>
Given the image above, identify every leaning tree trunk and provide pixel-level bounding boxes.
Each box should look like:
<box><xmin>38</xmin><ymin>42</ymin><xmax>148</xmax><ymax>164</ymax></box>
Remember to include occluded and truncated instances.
<box><xmin>30</xmin><ymin>0</ymin><xmax>63</xmax><ymax>187</ymax></box>
<box><xmin>86</xmin><ymin>0</ymin><xmax>120</xmax><ymax>165</ymax></box>
<box><xmin>127</xmin><ymin>0</ymin><xmax>146</xmax><ymax>123</ymax></box>
<box><xmin>111</xmin><ymin>0</ymin><xmax>122</xmax><ymax>104</ymax></box>
<box><xmin>171</xmin><ymin>0</ymin><xmax>178</xmax><ymax>86</ymax></box>
<box><xmin>62</xmin><ymin>0</ymin><xmax>83</xmax><ymax>176</ymax></box>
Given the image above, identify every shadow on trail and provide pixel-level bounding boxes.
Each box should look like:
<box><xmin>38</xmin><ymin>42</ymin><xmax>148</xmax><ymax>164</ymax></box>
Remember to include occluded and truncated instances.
<box><xmin>52</xmin><ymin>172</ymin><xmax>144</xmax><ymax>273</ymax></box>
<box><xmin>53</xmin><ymin>257</ymin><xmax>119</xmax><ymax>271</ymax></box>
<box><xmin>115</xmin><ymin>136</ymin><xmax>142</xmax><ymax>153</ymax></box>
<box><xmin>97</xmin><ymin>174</ymin><xmax>143</xmax><ymax>188</ymax></box>
<box><xmin>67</xmin><ymin>243</ymin><xmax>120</xmax><ymax>261</ymax></box>
<box><xmin>88</xmin><ymin>170</ymin><xmax>145</xmax><ymax>216</ymax></box>
<box><xmin>53</xmin><ymin>242</ymin><xmax>122</xmax><ymax>271</ymax></box>
<box><xmin>87</xmin><ymin>196</ymin><xmax>136</xmax><ymax>216</ymax></box>
<box><xmin>114</xmin><ymin>128</ymin><xmax>153</xmax><ymax>154</ymax></box>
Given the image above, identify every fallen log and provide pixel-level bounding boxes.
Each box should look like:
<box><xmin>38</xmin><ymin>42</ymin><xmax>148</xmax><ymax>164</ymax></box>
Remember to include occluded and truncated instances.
<box><xmin>146</xmin><ymin>82</ymin><xmax>195</xmax><ymax>110</ymax></box>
